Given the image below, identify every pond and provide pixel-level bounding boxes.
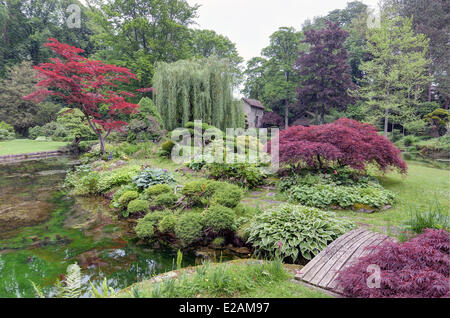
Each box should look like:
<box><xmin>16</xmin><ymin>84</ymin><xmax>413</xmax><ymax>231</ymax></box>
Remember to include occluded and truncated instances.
<box><xmin>0</xmin><ymin>158</ymin><xmax>196</xmax><ymax>298</ymax></box>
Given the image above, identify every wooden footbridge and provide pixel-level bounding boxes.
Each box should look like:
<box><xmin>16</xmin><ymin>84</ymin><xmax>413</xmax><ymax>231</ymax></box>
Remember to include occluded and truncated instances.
<box><xmin>295</xmin><ymin>229</ymin><xmax>393</xmax><ymax>295</ymax></box>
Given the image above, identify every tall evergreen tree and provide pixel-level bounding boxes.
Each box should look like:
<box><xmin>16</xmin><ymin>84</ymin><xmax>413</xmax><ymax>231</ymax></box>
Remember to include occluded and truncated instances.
<box><xmin>295</xmin><ymin>22</ymin><xmax>356</xmax><ymax>125</ymax></box>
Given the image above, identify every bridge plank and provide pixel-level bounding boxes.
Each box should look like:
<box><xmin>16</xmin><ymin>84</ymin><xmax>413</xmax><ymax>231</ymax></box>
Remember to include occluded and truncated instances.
<box><xmin>295</xmin><ymin>228</ymin><xmax>392</xmax><ymax>294</ymax></box>
<box><xmin>299</xmin><ymin>229</ymin><xmax>365</xmax><ymax>282</ymax></box>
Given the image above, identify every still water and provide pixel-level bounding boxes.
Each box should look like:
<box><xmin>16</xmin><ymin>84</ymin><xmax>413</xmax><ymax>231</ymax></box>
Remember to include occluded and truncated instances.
<box><xmin>0</xmin><ymin>158</ymin><xmax>195</xmax><ymax>298</ymax></box>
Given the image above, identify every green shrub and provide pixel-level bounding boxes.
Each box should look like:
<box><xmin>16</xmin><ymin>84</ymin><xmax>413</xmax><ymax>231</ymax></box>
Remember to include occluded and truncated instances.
<box><xmin>132</xmin><ymin>168</ymin><xmax>176</xmax><ymax>190</ymax></box>
<box><xmin>96</xmin><ymin>165</ymin><xmax>141</xmax><ymax>193</ymax></box>
<box><xmin>160</xmin><ymin>140</ymin><xmax>175</xmax><ymax>157</ymax></box>
<box><xmin>286</xmin><ymin>183</ymin><xmax>395</xmax><ymax>209</ymax></box>
<box><xmin>206</xmin><ymin>163</ymin><xmax>267</xmax><ymax>189</ymax></box>
<box><xmin>135</xmin><ymin>219</ymin><xmax>155</xmax><ymax>239</ymax></box>
<box><xmin>0</xmin><ymin>129</ymin><xmax>14</xmax><ymax>141</ymax></box>
<box><xmin>127</xmin><ymin>199</ymin><xmax>150</xmax><ymax>214</ymax></box>
<box><xmin>153</xmin><ymin>193</ymin><xmax>178</xmax><ymax>208</ymax></box>
<box><xmin>0</xmin><ymin>121</ymin><xmax>14</xmax><ymax>133</ymax></box>
<box><xmin>212</xmin><ymin>237</ymin><xmax>225</xmax><ymax>248</ymax></box>
<box><xmin>142</xmin><ymin>211</ymin><xmax>167</xmax><ymax>224</ymax></box>
<box><xmin>118</xmin><ymin>191</ymin><xmax>139</xmax><ymax>207</ymax></box>
<box><xmin>211</xmin><ymin>183</ymin><xmax>243</xmax><ymax>209</ymax></box>
<box><xmin>175</xmin><ymin>212</ymin><xmax>204</xmax><ymax>246</ymax></box>
<box><xmin>181</xmin><ymin>179</ymin><xmax>218</xmax><ymax>207</ymax></box>
<box><xmin>247</xmin><ymin>204</ymin><xmax>355</xmax><ymax>262</ymax></box>
<box><xmin>145</xmin><ymin>184</ymin><xmax>172</xmax><ymax>197</ymax></box>
<box><xmin>203</xmin><ymin>204</ymin><xmax>236</xmax><ymax>233</ymax></box>
<box><xmin>402</xmin><ymin>135</ymin><xmax>419</xmax><ymax>147</ymax></box>
<box><xmin>158</xmin><ymin>214</ymin><xmax>177</xmax><ymax>233</ymax></box>
<box><xmin>109</xmin><ymin>184</ymin><xmax>139</xmax><ymax>209</ymax></box>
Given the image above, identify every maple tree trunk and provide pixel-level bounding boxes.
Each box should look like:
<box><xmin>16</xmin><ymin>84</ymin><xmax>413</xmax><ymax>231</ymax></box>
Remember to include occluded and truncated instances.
<box><xmin>99</xmin><ymin>134</ymin><xmax>106</xmax><ymax>156</ymax></box>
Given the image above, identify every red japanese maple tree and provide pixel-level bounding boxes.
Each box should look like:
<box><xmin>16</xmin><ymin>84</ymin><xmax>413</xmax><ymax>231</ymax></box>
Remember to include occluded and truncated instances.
<box><xmin>23</xmin><ymin>39</ymin><xmax>140</xmax><ymax>155</ymax></box>
<box><xmin>268</xmin><ymin>118</ymin><xmax>407</xmax><ymax>174</ymax></box>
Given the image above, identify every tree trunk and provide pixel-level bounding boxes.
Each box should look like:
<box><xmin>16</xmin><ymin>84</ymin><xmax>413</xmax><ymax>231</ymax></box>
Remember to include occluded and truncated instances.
<box><xmin>284</xmin><ymin>100</ymin><xmax>289</xmax><ymax>129</ymax></box>
<box><xmin>384</xmin><ymin>108</ymin><xmax>389</xmax><ymax>138</ymax></box>
<box><xmin>99</xmin><ymin>134</ymin><xmax>106</xmax><ymax>156</ymax></box>
<box><xmin>385</xmin><ymin>85</ymin><xmax>390</xmax><ymax>137</ymax></box>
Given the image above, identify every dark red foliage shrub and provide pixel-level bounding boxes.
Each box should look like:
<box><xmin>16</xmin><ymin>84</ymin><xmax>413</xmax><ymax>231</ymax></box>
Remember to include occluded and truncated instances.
<box><xmin>336</xmin><ymin>229</ymin><xmax>450</xmax><ymax>298</ymax></box>
<box><xmin>268</xmin><ymin>118</ymin><xmax>407</xmax><ymax>173</ymax></box>
<box><xmin>260</xmin><ymin>112</ymin><xmax>284</xmax><ymax>128</ymax></box>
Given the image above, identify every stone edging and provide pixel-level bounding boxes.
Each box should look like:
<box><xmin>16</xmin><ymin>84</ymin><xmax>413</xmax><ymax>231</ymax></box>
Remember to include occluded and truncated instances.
<box><xmin>0</xmin><ymin>150</ymin><xmax>69</xmax><ymax>163</ymax></box>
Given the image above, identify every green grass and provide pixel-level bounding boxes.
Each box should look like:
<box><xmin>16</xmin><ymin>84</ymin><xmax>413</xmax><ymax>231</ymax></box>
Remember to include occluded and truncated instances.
<box><xmin>0</xmin><ymin>139</ymin><xmax>68</xmax><ymax>156</ymax></box>
<box><xmin>335</xmin><ymin>162</ymin><xmax>450</xmax><ymax>234</ymax></box>
<box><xmin>118</xmin><ymin>259</ymin><xmax>330</xmax><ymax>298</ymax></box>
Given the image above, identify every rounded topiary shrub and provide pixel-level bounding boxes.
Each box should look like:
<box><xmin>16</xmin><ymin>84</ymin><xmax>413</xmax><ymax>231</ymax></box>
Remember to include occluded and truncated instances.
<box><xmin>153</xmin><ymin>192</ymin><xmax>178</xmax><ymax>208</ymax></box>
<box><xmin>181</xmin><ymin>179</ymin><xmax>218</xmax><ymax>207</ymax></box>
<box><xmin>247</xmin><ymin>204</ymin><xmax>355</xmax><ymax>262</ymax></box>
<box><xmin>158</xmin><ymin>214</ymin><xmax>177</xmax><ymax>233</ymax></box>
<box><xmin>211</xmin><ymin>183</ymin><xmax>243</xmax><ymax>208</ymax></box>
<box><xmin>145</xmin><ymin>184</ymin><xmax>172</xmax><ymax>197</ymax></box>
<box><xmin>161</xmin><ymin>140</ymin><xmax>175</xmax><ymax>157</ymax></box>
<box><xmin>174</xmin><ymin>212</ymin><xmax>204</xmax><ymax>246</ymax></box>
<box><xmin>118</xmin><ymin>190</ymin><xmax>139</xmax><ymax>207</ymax></box>
<box><xmin>203</xmin><ymin>204</ymin><xmax>237</xmax><ymax>233</ymax></box>
<box><xmin>127</xmin><ymin>199</ymin><xmax>150</xmax><ymax>214</ymax></box>
<box><xmin>135</xmin><ymin>219</ymin><xmax>155</xmax><ymax>239</ymax></box>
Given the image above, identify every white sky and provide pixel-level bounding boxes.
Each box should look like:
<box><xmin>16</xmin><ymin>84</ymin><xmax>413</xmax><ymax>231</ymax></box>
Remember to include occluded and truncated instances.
<box><xmin>187</xmin><ymin>0</ymin><xmax>379</xmax><ymax>63</ymax></box>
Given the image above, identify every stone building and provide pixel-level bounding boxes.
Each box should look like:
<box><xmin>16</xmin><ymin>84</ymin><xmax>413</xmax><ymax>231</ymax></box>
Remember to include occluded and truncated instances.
<box><xmin>242</xmin><ymin>98</ymin><xmax>265</xmax><ymax>128</ymax></box>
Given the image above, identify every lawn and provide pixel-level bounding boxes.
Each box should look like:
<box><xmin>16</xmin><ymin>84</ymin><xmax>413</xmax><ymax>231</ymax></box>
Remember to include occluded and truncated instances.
<box><xmin>333</xmin><ymin>162</ymin><xmax>450</xmax><ymax>234</ymax></box>
<box><xmin>0</xmin><ymin>139</ymin><xmax>68</xmax><ymax>156</ymax></box>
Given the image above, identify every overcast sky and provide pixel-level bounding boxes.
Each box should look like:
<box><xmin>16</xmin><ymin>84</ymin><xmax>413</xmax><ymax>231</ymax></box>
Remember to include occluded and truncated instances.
<box><xmin>187</xmin><ymin>0</ymin><xmax>379</xmax><ymax>63</ymax></box>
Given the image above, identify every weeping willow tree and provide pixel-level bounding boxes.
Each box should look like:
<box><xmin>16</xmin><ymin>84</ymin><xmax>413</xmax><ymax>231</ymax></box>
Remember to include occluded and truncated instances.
<box><xmin>153</xmin><ymin>57</ymin><xmax>244</xmax><ymax>131</ymax></box>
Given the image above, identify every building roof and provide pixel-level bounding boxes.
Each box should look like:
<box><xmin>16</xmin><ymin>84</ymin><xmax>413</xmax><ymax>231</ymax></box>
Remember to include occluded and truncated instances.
<box><xmin>242</xmin><ymin>98</ymin><xmax>265</xmax><ymax>110</ymax></box>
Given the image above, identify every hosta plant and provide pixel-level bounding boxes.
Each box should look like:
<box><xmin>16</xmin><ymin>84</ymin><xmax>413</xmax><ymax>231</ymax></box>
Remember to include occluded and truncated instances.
<box><xmin>336</xmin><ymin>229</ymin><xmax>450</xmax><ymax>298</ymax></box>
<box><xmin>247</xmin><ymin>204</ymin><xmax>355</xmax><ymax>262</ymax></box>
<box><xmin>132</xmin><ymin>168</ymin><xmax>176</xmax><ymax>190</ymax></box>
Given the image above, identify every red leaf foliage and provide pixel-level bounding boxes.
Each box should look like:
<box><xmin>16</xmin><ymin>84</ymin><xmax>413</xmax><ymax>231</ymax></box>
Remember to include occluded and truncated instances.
<box><xmin>260</xmin><ymin>112</ymin><xmax>284</xmax><ymax>128</ymax></box>
<box><xmin>268</xmin><ymin>118</ymin><xmax>407</xmax><ymax>174</ymax></box>
<box><xmin>22</xmin><ymin>38</ymin><xmax>139</xmax><ymax>134</ymax></box>
<box><xmin>336</xmin><ymin>229</ymin><xmax>450</xmax><ymax>298</ymax></box>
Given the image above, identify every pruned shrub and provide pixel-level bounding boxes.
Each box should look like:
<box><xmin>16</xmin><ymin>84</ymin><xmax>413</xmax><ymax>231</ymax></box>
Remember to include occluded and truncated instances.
<box><xmin>145</xmin><ymin>184</ymin><xmax>172</xmax><ymax>197</ymax></box>
<box><xmin>175</xmin><ymin>212</ymin><xmax>204</xmax><ymax>246</ymax></box>
<box><xmin>203</xmin><ymin>204</ymin><xmax>237</xmax><ymax>234</ymax></box>
<box><xmin>336</xmin><ymin>229</ymin><xmax>450</xmax><ymax>298</ymax></box>
<box><xmin>127</xmin><ymin>199</ymin><xmax>149</xmax><ymax>214</ymax></box>
<box><xmin>210</xmin><ymin>184</ymin><xmax>243</xmax><ymax>209</ymax></box>
<box><xmin>158</xmin><ymin>214</ymin><xmax>177</xmax><ymax>233</ymax></box>
<box><xmin>181</xmin><ymin>179</ymin><xmax>218</xmax><ymax>207</ymax></box>
<box><xmin>153</xmin><ymin>193</ymin><xmax>178</xmax><ymax>209</ymax></box>
<box><xmin>247</xmin><ymin>204</ymin><xmax>355</xmax><ymax>262</ymax></box>
<box><xmin>135</xmin><ymin>219</ymin><xmax>155</xmax><ymax>239</ymax></box>
<box><xmin>118</xmin><ymin>191</ymin><xmax>139</xmax><ymax>207</ymax></box>
<box><xmin>160</xmin><ymin>140</ymin><xmax>175</xmax><ymax>157</ymax></box>
<box><xmin>268</xmin><ymin>118</ymin><xmax>407</xmax><ymax>174</ymax></box>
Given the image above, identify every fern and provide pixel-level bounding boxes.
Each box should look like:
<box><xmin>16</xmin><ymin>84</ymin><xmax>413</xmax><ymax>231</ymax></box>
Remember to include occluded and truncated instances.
<box><xmin>90</xmin><ymin>278</ymin><xmax>116</xmax><ymax>298</ymax></box>
<box><xmin>62</xmin><ymin>264</ymin><xmax>82</xmax><ymax>298</ymax></box>
<box><xmin>29</xmin><ymin>280</ymin><xmax>45</xmax><ymax>298</ymax></box>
